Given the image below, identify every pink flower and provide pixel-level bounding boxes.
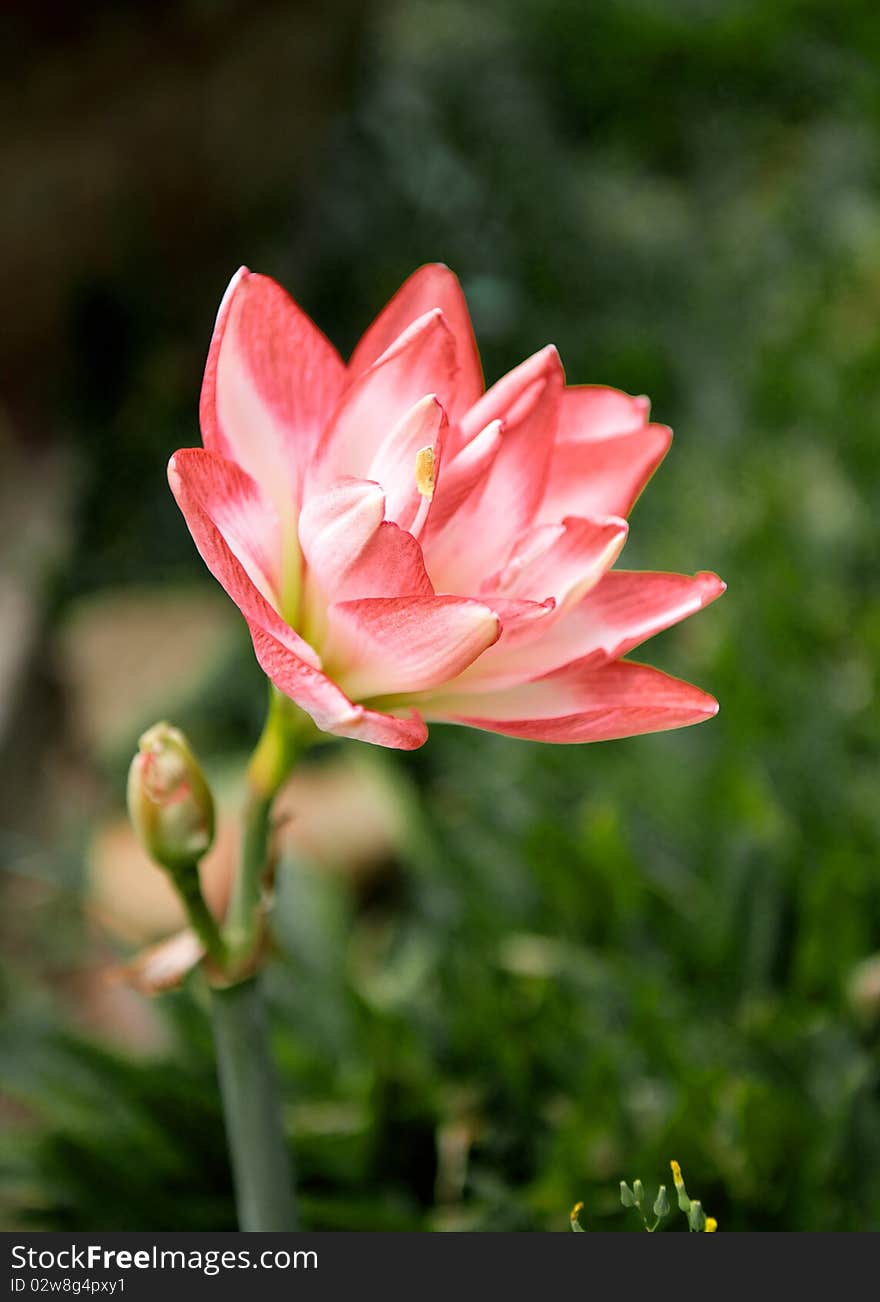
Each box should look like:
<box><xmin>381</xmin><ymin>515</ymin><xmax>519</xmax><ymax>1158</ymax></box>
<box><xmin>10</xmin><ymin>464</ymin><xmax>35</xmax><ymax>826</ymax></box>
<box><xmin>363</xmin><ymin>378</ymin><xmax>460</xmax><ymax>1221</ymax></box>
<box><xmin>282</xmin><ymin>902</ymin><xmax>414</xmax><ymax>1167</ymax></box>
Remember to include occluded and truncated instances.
<box><xmin>169</xmin><ymin>265</ymin><xmax>724</xmax><ymax>750</ymax></box>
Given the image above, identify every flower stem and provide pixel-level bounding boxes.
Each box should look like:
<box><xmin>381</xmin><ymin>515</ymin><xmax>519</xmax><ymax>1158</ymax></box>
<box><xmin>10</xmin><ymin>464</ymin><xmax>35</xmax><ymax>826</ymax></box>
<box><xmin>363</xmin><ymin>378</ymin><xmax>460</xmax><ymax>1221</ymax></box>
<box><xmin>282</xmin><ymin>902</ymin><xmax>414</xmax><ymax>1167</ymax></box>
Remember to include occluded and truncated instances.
<box><xmin>210</xmin><ymin>686</ymin><xmax>314</xmax><ymax>1231</ymax></box>
<box><xmin>225</xmin><ymin>788</ymin><xmax>275</xmax><ymax>967</ymax></box>
<box><xmin>173</xmin><ymin>865</ymin><xmax>227</xmax><ymax>967</ymax></box>
<box><xmin>210</xmin><ymin>976</ymin><xmax>297</xmax><ymax>1230</ymax></box>
<box><xmin>224</xmin><ymin>687</ymin><xmax>308</xmax><ymax>967</ymax></box>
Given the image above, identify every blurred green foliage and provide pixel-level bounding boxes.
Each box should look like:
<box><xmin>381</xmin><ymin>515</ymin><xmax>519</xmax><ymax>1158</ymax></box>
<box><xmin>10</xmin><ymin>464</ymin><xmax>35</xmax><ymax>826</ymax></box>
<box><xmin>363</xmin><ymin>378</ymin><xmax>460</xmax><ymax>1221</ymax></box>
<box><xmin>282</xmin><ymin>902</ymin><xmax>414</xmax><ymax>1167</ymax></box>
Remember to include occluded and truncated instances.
<box><xmin>2</xmin><ymin>0</ymin><xmax>880</xmax><ymax>1231</ymax></box>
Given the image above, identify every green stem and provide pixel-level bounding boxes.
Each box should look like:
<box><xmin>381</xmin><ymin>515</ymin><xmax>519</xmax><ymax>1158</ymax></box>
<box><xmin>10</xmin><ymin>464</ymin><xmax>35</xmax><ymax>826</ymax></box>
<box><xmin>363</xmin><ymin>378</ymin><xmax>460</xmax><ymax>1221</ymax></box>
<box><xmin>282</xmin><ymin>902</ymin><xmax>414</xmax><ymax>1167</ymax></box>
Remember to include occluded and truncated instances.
<box><xmin>210</xmin><ymin>686</ymin><xmax>317</xmax><ymax>1230</ymax></box>
<box><xmin>173</xmin><ymin>865</ymin><xmax>227</xmax><ymax>967</ymax></box>
<box><xmin>225</xmin><ymin>789</ymin><xmax>274</xmax><ymax>964</ymax></box>
<box><xmin>210</xmin><ymin>977</ymin><xmax>297</xmax><ymax>1230</ymax></box>
<box><xmin>224</xmin><ymin>688</ymin><xmax>308</xmax><ymax>965</ymax></box>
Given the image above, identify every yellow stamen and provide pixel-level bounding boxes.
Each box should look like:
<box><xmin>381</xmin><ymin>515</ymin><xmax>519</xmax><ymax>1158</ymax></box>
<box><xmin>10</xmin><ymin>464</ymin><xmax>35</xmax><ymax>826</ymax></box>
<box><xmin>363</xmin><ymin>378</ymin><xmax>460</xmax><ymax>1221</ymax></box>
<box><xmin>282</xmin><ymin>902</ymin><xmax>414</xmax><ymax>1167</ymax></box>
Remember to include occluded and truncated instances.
<box><xmin>415</xmin><ymin>445</ymin><xmax>435</xmax><ymax>499</ymax></box>
<box><xmin>671</xmin><ymin>1159</ymin><xmax>684</xmax><ymax>1188</ymax></box>
<box><xmin>570</xmin><ymin>1201</ymin><xmax>584</xmax><ymax>1218</ymax></box>
<box><xmin>705</xmin><ymin>1217</ymin><xmax>718</xmax><ymax>1233</ymax></box>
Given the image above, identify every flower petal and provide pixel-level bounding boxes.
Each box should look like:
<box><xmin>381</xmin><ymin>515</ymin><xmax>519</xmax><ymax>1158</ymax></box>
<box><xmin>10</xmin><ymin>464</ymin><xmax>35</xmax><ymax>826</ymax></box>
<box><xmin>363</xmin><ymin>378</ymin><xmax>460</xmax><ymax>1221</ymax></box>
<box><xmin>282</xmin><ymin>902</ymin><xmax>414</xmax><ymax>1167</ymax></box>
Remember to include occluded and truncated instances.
<box><xmin>457</xmin><ymin>345</ymin><xmax>560</xmax><ymax>436</ymax></box>
<box><xmin>324</xmin><ymin>596</ymin><xmax>500</xmax><ymax>700</ymax></box>
<box><xmin>481</xmin><ymin>596</ymin><xmax>557</xmax><ymax>631</ymax></box>
<box><xmin>540</xmin><ymin>423</ymin><xmax>672</xmax><ymax>522</ymax></box>
<box><xmin>556</xmin><ymin>385</ymin><xmax>651</xmax><ymax>441</ymax></box>
<box><xmin>349</xmin><ymin>263</ymin><xmax>483</xmax><ymax>417</ymax></box>
<box><xmin>422</xmin><ymin>417</ymin><xmax>503</xmax><ymax>533</ymax></box>
<box><xmin>246</xmin><ymin>619</ymin><xmax>428</xmax><ymax>749</ymax></box>
<box><xmin>368</xmin><ymin>394</ymin><xmax>448</xmax><ymax>532</ymax></box>
<box><xmin>424</xmin><ymin>347</ymin><xmax>564</xmax><ymax>590</ymax></box>
<box><xmin>337</xmin><ymin>707</ymin><xmax>429</xmax><ymax>749</ymax></box>
<box><xmin>458</xmin><ymin>568</ymin><xmax>724</xmax><ymax>691</ymax></box>
<box><xmin>200</xmin><ymin>268</ymin><xmax>346</xmax><ymax>510</ymax></box>
<box><xmin>561</xmin><ymin>569</ymin><xmax>727</xmax><ymax>665</ymax></box>
<box><xmin>168</xmin><ymin>448</ymin><xmax>287</xmax><ymax>617</ymax></box>
<box><xmin>314</xmin><ymin>310</ymin><xmax>458</xmax><ymax>488</ymax></box>
<box><xmin>168</xmin><ymin>452</ymin><xmax>421</xmax><ymax>740</ymax></box>
<box><xmin>298</xmin><ymin>477</ymin><xmax>433</xmax><ymax>606</ymax></box>
<box><xmin>427</xmin><ymin>660</ymin><xmax>719</xmax><ymax>742</ymax></box>
<box><xmin>481</xmin><ymin>514</ymin><xmax>628</xmax><ymax>610</ymax></box>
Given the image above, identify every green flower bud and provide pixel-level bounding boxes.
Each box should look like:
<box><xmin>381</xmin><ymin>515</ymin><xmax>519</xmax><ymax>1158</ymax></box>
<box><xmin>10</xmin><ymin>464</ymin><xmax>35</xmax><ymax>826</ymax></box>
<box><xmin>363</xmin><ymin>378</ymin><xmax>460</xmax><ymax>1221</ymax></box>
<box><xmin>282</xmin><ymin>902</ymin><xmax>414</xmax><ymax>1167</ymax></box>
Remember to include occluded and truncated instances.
<box><xmin>127</xmin><ymin>723</ymin><xmax>215</xmax><ymax>873</ymax></box>
<box><xmin>688</xmin><ymin>1199</ymin><xmax>706</xmax><ymax>1233</ymax></box>
<box><xmin>632</xmin><ymin>1178</ymin><xmax>645</xmax><ymax>1207</ymax></box>
<box><xmin>670</xmin><ymin>1159</ymin><xmax>691</xmax><ymax>1212</ymax></box>
<box><xmin>653</xmin><ymin>1184</ymin><xmax>670</xmax><ymax>1218</ymax></box>
<box><xmin>620</xmin><ymin>1181</ymin><xmax>636</xmax><ymax>1207</ymax></box>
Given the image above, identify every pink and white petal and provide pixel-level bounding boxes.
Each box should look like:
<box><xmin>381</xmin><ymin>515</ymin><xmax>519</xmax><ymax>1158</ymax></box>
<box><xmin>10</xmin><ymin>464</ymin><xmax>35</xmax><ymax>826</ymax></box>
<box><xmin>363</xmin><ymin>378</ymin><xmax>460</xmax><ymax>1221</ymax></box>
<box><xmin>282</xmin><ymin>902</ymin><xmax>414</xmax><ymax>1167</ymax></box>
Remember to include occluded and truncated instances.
<box><xmin>314</xmin><ymin>310</ymin><xmax>458</xmax><ymax>487</ymax></box>
<box><xmin>168</xmin><ymin>457</ymin><xmax>410</xmax><ymax>737</ymax></box>
<box><xmin>445</xmin><ymin>596</ymin><xmax>557</xmax><ymax>689</ymax></box>
<box><xmin>324</xmin><ymin>596</ymin><xmax>500</xmax><ymax>700</ymax></box>
<box><xmin>454</xmin><ymin>344</ymin><xmax>562</xmax><ymax>453</ymax></box>
<box><xmin>247</xmin><ymin>616</ymin><xmax>428</xmax><ymax>749</ymax></box>
<box><xmin>557</xmin><ymin>385</ymin><xmax>650</xmax><ymax>442</ymax></box>
<box><xmin>561</xmin><ymin>569</ymin><xmax>727</xmax><ymax>665</ymax></box>
<box><xmin>482</xmin><ymin>514</ymin><xmax>628</xmax><ymax>610</ymax></box>
<box><xmin>451</xmin><ymin>569</ymin><xmax>724</xmax><ymax>693</ymax></box>
<box><xmin>244</xmin><ymin>619</ymin><xmax>360</xmax><ymax>725</ymax></box>
<box><xmin>424</xmin><ymin>349</ymin><xmax>564</xmax><ymax>590</ymax></box>
<box><xmin>349</xmin><ymin>263</ymin><xmax>483</xmax><ymax>417</ymax></box>
<box><xmin>369</xmin><ymin>395</ymin><xmax>448</xmax><ymax>531</ymax></box>
<box><xmin>342</xmin><ymin>523</ymin><xmax>434</xmax><ymax>600</ymax></box>
<box><xmin>427</xmin><ymin>660</ymin><xmax>719</xmax><ymax>743</ymax></box>
<box><xmin>539</xmin><ymin>424</ymin><xmax>672</xmax><ymax>523</ymax></box>
<box><xmin>200</xmin><ymin>268</ymin><xmax>346</xmax><ymax>509</ymax></box>
<box><xmin>330</xmin><ymin>705</ymin><xmax>428</xmax><ymax>750</ymax></box>
<box><xmin>298</xmin><ymin>478</ymin><xmax>433</xmax><ymax>604</ymax></box>
<box><xmin>298</xmin><ymin>478</ymin><xmax>384</xmax><ymax>591</ymax></box>
<box><xmin>421</xmin><ymin>417</ymin><xmax>503</xmax><ymax>533</ymax></box>
<box><xmin>481</xmin><ymin>596</ymin><xmax>557</xmax><ymax>632</ymax></box>
<box><xmin>168</xmin><ymin>447</ymin><xmax>287</xmax><ymax>619</ymax></box>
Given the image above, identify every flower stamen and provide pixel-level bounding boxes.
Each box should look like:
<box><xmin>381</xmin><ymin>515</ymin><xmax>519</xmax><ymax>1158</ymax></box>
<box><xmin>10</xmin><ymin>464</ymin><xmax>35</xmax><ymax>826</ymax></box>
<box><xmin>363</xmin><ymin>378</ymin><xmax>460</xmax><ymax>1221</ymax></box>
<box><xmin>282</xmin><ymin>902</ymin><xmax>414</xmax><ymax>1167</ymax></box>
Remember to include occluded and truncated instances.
<box><xmin>415</xmin><ymin>445</ymin><xmax>436</xmax><ymax>499</ymax></box>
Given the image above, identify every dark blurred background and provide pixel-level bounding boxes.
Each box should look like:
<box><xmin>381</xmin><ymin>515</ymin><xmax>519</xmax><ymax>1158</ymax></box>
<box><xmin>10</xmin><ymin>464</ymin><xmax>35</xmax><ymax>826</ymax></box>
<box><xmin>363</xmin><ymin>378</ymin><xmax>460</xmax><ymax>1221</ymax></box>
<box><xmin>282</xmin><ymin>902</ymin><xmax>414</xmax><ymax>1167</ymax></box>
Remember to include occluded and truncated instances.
<box><xmin>2</xmin><ymin>0</ymin><xmax>879</xmax><ymax>1231</ymax></box>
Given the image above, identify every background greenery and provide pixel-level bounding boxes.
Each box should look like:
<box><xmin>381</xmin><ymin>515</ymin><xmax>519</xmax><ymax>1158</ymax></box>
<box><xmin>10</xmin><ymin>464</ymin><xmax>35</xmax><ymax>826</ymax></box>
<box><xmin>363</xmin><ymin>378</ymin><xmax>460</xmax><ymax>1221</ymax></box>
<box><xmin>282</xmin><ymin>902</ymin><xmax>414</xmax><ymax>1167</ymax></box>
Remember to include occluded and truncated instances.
<box><xmin>2</xmin><ymin>0</ymin><xmax>879</xmax><ymax>1231</ymax></box>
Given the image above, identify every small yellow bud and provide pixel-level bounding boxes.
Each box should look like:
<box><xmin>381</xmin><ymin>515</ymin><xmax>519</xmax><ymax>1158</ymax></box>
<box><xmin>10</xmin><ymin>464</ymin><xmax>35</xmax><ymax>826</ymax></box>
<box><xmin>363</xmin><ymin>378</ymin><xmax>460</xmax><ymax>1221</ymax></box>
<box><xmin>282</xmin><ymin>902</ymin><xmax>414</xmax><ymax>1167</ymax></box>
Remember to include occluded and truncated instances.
<box><xmin>415</xmin><ymin>445</ymin><xmax>436</xmax><ymax>499</ymax></box>
<box><xmin>670</xmin><ymin>1159</ymin><xmax>691</xmax><ymax>1213</ymax></box>
<box><xmin>127</xmin><ymin>723</ymin><xmax>215</xmax><ymax>873</ymax></box>
<box><xmin>704</xmin><ymin>1217</ymin><xmax>718</xmax><ymax>1232</ymax></box>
